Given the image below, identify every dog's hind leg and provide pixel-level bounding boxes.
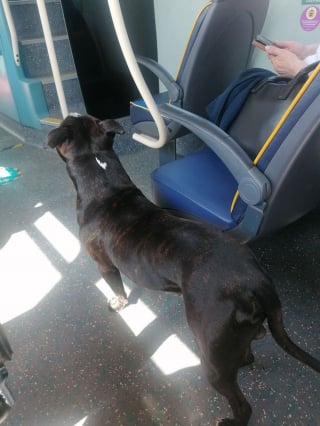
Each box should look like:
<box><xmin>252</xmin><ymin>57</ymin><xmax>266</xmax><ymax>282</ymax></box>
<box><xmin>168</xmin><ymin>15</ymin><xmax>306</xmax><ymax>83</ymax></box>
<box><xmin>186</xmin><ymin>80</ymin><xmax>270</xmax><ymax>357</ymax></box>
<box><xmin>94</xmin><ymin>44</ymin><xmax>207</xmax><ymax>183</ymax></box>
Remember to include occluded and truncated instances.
<box><xmin>211</xmin><ymin>373</ymin><xmax>252</xmax><ymax>426</ymax></box>
<box><xmin>97</xmin><ymin>263</ymin><xmax>128</xmax><ymax>312</ymax></box>
<box><xmin>185</xmin><ymin>305</ymin><xmax>253</xmax><ymax>425</ymax></box>
<box><xmin>200</xmin><ymin>355</ymin><xmax>251</xmax><ymax>425</ymax></box>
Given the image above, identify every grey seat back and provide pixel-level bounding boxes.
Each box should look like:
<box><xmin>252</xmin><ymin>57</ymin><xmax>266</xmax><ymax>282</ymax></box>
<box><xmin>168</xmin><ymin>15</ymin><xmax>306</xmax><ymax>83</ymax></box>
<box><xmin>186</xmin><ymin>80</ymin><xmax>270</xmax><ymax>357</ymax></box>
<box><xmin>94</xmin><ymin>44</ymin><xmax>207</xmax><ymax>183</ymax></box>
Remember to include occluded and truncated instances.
<box><xmin>177</xmin><ymin>0</ymin><xmax>270</xmax><ymax>118</ymax></box>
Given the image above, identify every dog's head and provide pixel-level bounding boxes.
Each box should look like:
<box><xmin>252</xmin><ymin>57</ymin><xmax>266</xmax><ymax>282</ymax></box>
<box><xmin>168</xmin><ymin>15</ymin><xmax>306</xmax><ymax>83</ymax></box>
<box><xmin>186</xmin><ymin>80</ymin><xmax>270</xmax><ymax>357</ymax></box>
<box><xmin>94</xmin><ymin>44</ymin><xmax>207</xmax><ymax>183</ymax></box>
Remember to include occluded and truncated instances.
<box><xmin>45</xmin><ymin>115</ymin><xmax>125</xmax><ymax>160</ymax></box>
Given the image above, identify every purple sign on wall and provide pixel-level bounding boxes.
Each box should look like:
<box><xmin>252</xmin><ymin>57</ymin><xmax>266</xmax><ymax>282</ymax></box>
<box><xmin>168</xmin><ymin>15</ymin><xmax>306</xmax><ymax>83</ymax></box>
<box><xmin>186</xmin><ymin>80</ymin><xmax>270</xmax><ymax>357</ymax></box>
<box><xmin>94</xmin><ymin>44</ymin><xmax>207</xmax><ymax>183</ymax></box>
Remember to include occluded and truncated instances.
<box><xmin>300</xmin><ymin>6</ymin><xmax>320</xmax><ymax>31</ymax></box>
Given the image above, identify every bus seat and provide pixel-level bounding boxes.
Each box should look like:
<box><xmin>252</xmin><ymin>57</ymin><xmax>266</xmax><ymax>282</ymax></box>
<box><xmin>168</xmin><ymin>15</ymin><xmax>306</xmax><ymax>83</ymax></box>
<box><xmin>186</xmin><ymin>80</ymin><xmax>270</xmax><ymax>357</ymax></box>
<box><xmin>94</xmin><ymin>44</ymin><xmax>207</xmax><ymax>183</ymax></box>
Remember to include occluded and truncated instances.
<box><xmin>151</xmin><ymin>67</ymin><xmax>320</xmax><ymax>242</ymax></box>
<box><xmin>130</xmin><ymin>0</ymin><xmax>269</xmax><ymax>160</ymax></box>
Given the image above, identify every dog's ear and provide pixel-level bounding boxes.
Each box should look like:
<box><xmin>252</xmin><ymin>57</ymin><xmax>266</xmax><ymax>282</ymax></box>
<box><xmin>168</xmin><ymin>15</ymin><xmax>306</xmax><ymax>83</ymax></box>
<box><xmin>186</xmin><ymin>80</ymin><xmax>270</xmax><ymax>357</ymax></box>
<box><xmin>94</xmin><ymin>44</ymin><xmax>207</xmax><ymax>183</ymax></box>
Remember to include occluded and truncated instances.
<box><xmin>46</xmin><ymin>126</ymin><xmax>70</xmax><ymax>149</ymax></box>
<box><xmin>93</xmin><ymin>119</ymin><xmax>125</xmax><ymax>152</ymax></box>
<box><xmin>103</xmin><ymin>119</ymin><xmax>125</xmax><ymax>136</ymax></box>
<box><xmin>45</xmin><ymin>123</ymin><xmax>76</xmax><ymax>159</ymax></box>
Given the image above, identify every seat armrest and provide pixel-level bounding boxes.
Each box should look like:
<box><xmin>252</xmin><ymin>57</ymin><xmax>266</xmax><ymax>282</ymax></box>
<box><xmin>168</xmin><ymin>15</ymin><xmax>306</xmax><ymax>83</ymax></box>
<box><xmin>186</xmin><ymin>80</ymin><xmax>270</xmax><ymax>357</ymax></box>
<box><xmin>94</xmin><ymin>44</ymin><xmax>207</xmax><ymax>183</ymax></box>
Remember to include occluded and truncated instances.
<box><xmin>136</xmin><ymin>55</ymin><xmax>183</xmax><ymax>103</ymax></box>
<box><xmin>159</xmin><ymin>103</ymin><xmax>271</xmax><ymax>206</ymax></box>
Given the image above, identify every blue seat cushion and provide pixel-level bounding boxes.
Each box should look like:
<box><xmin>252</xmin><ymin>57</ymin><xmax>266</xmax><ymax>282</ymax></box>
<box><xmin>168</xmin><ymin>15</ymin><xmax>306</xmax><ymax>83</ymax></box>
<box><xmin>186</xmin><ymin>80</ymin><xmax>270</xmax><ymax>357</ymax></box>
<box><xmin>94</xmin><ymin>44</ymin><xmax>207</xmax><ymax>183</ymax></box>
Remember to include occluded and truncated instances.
<box><xmin>151</xmin><ymin>149</ymin><xmax>242</xmax><ymax>229</ymax></box>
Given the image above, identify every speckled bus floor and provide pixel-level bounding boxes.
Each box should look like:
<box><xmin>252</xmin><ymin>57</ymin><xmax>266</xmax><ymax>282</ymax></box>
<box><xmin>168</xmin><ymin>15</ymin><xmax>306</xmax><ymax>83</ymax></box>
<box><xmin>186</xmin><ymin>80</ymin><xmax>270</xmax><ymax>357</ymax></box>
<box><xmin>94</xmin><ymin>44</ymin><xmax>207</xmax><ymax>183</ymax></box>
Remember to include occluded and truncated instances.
<box><xmin>0</xmin><ymin>127</ymin><xmax>319</xmax><ymax>426</ymax></box>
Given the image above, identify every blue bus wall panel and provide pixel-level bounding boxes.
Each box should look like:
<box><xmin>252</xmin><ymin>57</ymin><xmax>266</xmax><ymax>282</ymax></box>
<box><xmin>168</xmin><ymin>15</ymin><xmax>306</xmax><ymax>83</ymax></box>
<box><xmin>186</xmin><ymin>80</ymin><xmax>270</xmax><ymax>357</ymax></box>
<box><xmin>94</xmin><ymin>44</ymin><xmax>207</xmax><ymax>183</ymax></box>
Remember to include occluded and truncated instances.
<box><xmin>0</xmin><ymin>3</ymin><xmax>48</xmax><ymax>129</ymax></box>
<box><xmin>0</xmin><ymin>52</ymin><xmax>19</xmax><ymax>121</ymax></box>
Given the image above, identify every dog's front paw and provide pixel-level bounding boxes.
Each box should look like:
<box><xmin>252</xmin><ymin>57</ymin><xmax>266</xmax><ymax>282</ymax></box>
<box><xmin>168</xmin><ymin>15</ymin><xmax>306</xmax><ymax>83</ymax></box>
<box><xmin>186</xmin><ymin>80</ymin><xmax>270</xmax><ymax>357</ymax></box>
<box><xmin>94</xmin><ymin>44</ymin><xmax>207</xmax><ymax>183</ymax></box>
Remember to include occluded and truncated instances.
<box><xmin>108</xmin><ymin>295</ymin><xmax>128</xmax><ymax>312</ymax></box>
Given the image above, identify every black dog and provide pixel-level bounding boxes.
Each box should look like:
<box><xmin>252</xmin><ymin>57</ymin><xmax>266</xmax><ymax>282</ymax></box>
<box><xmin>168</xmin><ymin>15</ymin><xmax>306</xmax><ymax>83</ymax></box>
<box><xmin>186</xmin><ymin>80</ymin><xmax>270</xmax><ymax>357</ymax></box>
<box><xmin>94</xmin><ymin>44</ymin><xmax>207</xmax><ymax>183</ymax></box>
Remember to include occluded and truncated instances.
<box><xmin>46</xmin><ymin>115</ymin><xmax>320</xmax><ymax>425</ymax></box>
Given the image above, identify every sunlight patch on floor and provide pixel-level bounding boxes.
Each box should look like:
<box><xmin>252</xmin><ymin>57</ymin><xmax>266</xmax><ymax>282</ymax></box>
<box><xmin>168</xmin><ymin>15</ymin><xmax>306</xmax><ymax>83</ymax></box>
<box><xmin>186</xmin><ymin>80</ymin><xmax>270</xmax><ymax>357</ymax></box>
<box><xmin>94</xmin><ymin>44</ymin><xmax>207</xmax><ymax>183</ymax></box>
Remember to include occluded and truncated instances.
<box><xmin>0</xmin><ymin>230</ymin><xmax>61</xmax><ymax>323</ymax></box>
<box><xmin>73</xmin><ymin>416</ymin><xmax>88</xmax><ymax>426</ymax></box>
<box><xmin>95</xmin><ymin>278</ymin><xmax>200</xmax><ymax>374</ymax></box>
<box><xmin>34</xmin><ymin>211</ymin><xmax>80</xmax><ymax>263</ymax></box>
<box><xmin>118</xmin><ymin>297</ymin><xmax>157</xmax><ymax>336</ymax></box>
<box><xmin>151</xmin><ymin>333</ymin><xmax>201</xmax><ymax>375</ymax></box>
<box><xmin>95</xmin><ymin>279</ymin><xmax>157</xmax><ymax>336</ymax></box>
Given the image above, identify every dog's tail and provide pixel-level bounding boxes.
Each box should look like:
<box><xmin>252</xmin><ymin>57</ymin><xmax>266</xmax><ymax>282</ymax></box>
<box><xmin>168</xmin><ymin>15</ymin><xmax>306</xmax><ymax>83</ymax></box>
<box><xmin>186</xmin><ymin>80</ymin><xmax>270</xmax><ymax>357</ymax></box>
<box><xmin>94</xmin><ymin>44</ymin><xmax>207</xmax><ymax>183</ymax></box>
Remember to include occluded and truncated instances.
<box><xmin>259</xmin><ymin>286</ymin><xmax>320</xmax><ymax>373</ymax></box>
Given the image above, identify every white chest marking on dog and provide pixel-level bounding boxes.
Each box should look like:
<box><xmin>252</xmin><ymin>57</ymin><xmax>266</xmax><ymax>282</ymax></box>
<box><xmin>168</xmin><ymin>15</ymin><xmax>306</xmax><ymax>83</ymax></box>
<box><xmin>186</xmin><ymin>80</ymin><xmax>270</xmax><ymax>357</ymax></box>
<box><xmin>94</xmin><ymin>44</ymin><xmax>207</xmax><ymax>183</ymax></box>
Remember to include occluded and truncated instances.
<box><xmin>95</xmin><ymin>157</ymin><xmax>108</xmax><ymax>170</ymax></box>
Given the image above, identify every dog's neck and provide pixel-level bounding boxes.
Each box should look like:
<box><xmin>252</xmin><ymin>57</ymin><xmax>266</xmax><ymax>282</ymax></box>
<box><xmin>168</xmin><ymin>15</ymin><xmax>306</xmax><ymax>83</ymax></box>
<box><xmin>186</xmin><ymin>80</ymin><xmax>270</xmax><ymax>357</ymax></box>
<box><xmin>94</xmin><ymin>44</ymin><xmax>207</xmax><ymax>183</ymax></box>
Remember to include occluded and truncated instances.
<box><xmin>66</xmin><ymin>151</ymin><xmax>141</xmax><ymax>225</ymax></box>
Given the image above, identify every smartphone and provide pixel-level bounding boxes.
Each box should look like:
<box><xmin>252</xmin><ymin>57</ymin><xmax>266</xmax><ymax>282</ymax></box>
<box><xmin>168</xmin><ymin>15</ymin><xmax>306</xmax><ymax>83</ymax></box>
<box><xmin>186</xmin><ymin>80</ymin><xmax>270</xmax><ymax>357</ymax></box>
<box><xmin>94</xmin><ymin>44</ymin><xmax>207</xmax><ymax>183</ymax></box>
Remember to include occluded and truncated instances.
<box><xmin>252</xmin><ymin>35</ymin><xmax>273</xmax><ymax>51</ymax></box>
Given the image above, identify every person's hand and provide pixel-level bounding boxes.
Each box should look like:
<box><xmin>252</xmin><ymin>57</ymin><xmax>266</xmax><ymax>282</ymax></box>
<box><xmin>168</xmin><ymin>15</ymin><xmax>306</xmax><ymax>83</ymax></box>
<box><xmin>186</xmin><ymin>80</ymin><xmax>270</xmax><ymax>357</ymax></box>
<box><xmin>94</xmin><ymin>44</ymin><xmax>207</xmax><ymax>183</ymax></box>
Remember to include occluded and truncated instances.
<box><xmin>272</xmin><ymin>40</ymin><xmax>318</xmax><ymax>59</ymax></box>
<box><xmin>272</xmin><ymin>40</ymin><xmax>307</xmax><ymax>59</ymax></box>
<box><xmin>266</xmin><ymin>45</ymin><xmax>306</xmax><ymax>77</ymax></box>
